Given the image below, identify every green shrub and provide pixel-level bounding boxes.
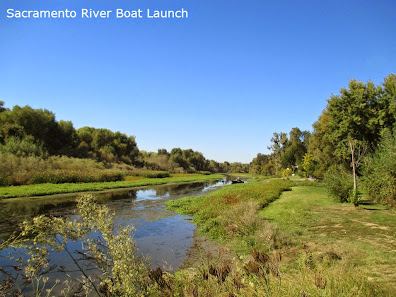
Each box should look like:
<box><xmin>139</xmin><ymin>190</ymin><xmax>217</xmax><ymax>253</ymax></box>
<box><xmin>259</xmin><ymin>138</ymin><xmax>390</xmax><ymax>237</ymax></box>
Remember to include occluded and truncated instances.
<box><xmin>281</xmin><ymin>168</ymin><xmax>293</xmax><ymax>177</ymax></box>
<box><xmin>363</xmin><ymin>129</ymin><xmax>396</xmax><ymax>207</ymax></box>
<box><xmin>324</xmin><ymin>166</ymin><xmax>353</xmax><ymax>203</ymax></box>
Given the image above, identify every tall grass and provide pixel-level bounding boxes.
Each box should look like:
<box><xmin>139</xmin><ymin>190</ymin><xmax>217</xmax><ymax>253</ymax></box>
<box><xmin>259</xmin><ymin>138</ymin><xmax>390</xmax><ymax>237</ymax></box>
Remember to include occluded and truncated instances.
<box><xmin>0</xmin><ymin>153</ymin><xmax>174</xmax><ymax>186</ymax></box>
<box><xmin>0</xmin><ymin>153</ymin><xmax>129</xmax><ymax>186</ymax></box>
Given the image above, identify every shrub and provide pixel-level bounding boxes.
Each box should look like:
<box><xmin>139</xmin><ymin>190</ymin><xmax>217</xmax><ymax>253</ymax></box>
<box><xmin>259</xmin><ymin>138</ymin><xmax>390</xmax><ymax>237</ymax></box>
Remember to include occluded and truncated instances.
<box><xmin>324</xmin><ymin>165</ymin><xmax>353</xmax><ymax>203</ymax></box>
<box><xmin>281</xmin><ymin>168</ymin><xmax>293</xmax><ymax>178</ymax></box>
<box><xmin>363</xmin><ymin>129</ymin><xmax>396</xmax><ymax>207</ymax></box>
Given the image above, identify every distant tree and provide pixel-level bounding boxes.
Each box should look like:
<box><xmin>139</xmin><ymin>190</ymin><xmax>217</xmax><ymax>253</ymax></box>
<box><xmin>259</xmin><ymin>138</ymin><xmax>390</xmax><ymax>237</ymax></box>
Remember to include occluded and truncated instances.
<box><xmin>158</xmin><ymin>148</ymin><xmax>169</xmax><ymax>156</ymax></box>
<box><xmin>0</xmin><ymin>105</ymin><xmax>63</xmax><ymax>155</ymax></box>
<box><xmin>0</xmin><ymin>135</ymin><xmax>44</xmax><ymax>157</ymax></box>
<box><xmin>302</xmin><ymin>152</ymin><xmax>317</xmax><ymax>178</ymax></box>
<box><xmin>266</xmin><ymin>128</ymin><xmax>310</xmax><ymax>175</ymax></box>
<box><xmin>0</xmin><ymin>101</ymin><xmax>6</xmax><ymax>113</ymax></box>
<box><xmin>268</xmin><ymin>132</ymin><xmax>288</xmax><ymax>175</ymax></box>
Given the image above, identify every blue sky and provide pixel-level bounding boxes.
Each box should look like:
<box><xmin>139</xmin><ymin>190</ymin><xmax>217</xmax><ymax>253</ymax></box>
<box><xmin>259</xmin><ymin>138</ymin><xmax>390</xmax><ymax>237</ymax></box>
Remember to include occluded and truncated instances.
<box><xmin>0</xmin><ymin>0</ymin><xmax>395</xmax><ymax>163</ymax></box>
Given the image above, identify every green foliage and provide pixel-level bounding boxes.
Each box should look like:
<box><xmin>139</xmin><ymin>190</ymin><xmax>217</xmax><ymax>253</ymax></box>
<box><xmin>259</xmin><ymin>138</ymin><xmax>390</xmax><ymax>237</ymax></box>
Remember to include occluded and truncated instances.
<box><xmin>302</xmin><ymin>152</ymin><xmax>317</xmax><ymax>178</ymax></box>
<box><xmin>4</xmin><ymin>194</ymin><xmax>151</xmax><ymax>296</ymax></box>
<box><xmin>308</xmin><ymin>74</ymin><xmax>396</xmax><ymax>176</ymax></box>
<box><xmin>0</xmin><ymin>135</ymin><xmax>44</xmax><ymax>157</ymax></box>
<box><xmin>363</xmin><ymin>128</ymin><xmax>396</xmax><ymax>207</ymax></box>
<box><xmin>281</xmin><ymin>168</ymin><xmax>292</xmax><ymax>177</ymax></box>
<box><xmin>324</xmin><ymin>166</ymin><xmax>354</xmax><ymax>203</ymax></box>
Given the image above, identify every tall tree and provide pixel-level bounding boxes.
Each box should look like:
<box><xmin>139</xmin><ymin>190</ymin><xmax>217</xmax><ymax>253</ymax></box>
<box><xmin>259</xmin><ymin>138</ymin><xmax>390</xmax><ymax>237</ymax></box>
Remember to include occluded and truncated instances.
<box><xmin>309</xmin><ymin>74</ymin><xmax>396</xmax><ymax>202</ymax></box>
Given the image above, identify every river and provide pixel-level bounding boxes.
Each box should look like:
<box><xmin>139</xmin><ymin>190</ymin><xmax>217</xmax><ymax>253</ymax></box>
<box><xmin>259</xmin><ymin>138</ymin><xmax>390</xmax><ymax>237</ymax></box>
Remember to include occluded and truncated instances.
<box><xmin>0</xmin><ymin>179</ymin><xmax>229</xmax><ymax>294</ymax></box>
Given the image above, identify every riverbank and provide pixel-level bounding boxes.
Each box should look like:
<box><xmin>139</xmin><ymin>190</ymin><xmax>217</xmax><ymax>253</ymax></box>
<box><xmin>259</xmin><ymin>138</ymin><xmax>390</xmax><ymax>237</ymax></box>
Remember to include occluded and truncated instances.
<box><xmin>168</xmin><ymin>181</ymin><xmax>395</xmax><ymax>296</ymax></box>
<box><xmin>0</xmin><ymin>173</ymin><xmax>224</xmax><ymax>199</ymax></box>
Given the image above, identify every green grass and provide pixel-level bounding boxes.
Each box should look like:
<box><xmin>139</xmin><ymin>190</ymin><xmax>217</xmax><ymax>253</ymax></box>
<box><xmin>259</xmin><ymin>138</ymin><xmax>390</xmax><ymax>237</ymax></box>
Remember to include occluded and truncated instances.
<box><xmin>168</xmin><ymin>181</ymin><xmax>395</xmax><ymax>296</ymax></box>
<box><xmin>0</xmin><ymin>174</ymin><xmax>224</xmax><ymax>199</ymax></box>
<box><xmin>166</xmin><ymin>179</ymin><xmax>294</xmax><ymax>253</ymax></box>
<box><xmin>260</xmin><ymin>185</ymin><xmax>396</xmax><ymax>294</ymax></box>
<box><xmin>227</xmin><ymin>172</ymin><xmax>272</xmax><ymax>182</ymax></box>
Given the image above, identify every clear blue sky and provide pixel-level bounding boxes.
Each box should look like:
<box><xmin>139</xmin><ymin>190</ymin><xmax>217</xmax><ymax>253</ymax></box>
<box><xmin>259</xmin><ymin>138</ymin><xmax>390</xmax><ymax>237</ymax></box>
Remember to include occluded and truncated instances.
<box><xmin>0</xmin><ymin>0</ymin><xmax>395</xmax><ymax>163</ymax></box>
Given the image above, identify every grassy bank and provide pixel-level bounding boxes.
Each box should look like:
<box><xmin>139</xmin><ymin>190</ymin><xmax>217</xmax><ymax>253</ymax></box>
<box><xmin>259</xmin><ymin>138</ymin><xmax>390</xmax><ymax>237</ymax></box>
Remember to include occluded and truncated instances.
<box><xmin>166</xmin><ymin>181</ymin><xmax>394</xmax><ymax>296</ymax></box>
<box><xmin>166</xmin><ymin>179</ymin><xmax>294</xmax><ymax>253</ymax></box>
<box><xmin>0</xmin><ymin>174</ymin><xmax>223</xmax><ymax>199</ymax></box>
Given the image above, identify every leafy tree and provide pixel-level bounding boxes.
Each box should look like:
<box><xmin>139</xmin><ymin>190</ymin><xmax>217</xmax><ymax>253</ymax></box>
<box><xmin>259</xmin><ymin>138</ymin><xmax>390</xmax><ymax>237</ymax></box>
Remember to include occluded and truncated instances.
<box><xmin>309</xmin><ymin>74</ymin><xmax>396</xmax><ymax>186</ymax></box>
<box><xmin>0</xmin><ymin>135</ymin><xmax>44</xmax><ymax>157</ymax></box>
<box><xmin>268</xmin><ymin>132</ymin><xmax>288</xmax><ymax>175</ymax></box>
<box><xmin>250</xmin><ymin>153</ymin><xmax>270</xmax><ymax>175</ymax></box>
<box><xmin>0</xmin><ymin>101</ymin><xmax>6</xmax><ymax>113</ymax></box>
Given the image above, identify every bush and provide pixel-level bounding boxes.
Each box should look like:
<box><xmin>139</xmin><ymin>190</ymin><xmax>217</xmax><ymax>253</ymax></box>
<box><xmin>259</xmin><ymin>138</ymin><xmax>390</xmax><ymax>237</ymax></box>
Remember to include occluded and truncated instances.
<box><xmin>324</xmin><ymin>165</ymin><xmax>353</xmax><ymax>203</ymax></box>
<box><xmin>281</xmin><ymin>168</ymin><xmax>293</xmax><ymax>177</ymax></box>
<box><xmin>363</xmin><ymin>129</ymin><xmax>396</xmax><ymax>207</ymax></box>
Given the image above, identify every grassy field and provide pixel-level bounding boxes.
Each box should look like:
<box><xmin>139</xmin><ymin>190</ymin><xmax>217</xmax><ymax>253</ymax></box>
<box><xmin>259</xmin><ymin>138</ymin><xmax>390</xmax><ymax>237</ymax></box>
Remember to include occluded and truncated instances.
<box><xmin>167</xmin><ymin>181</ymin><xmax>395</xmax><ymax>296</ymax></box>
<box><xmin>260</xmin><ymin>185</ymin><xmax>396</xmax><ymax>295</ymax></box>
<box><xmin>0</xmin><ymin>174</ymin><xmax>224</xmax><ymax>199</ymax></box>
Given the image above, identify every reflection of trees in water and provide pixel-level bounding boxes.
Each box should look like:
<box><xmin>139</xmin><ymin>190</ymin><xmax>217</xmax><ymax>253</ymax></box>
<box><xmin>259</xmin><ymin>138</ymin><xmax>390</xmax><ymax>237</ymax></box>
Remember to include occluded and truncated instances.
<box><xmin>1</xmin><ymin>199</ymin><xmax>76</xmax><ymax>218</ymax></box>
<box><xmin>98</xmin><ymin>190</ymin><xmax>137</xmax><ymax>202</ymax></box>
<box><xmin>160</xmin><ymin>183</ymin><xmax>205</xmax><ymax>196</ymax></box>
<box><xmin>0</xmin><ymin>199</ymin><xmax>77</xmax><ymax>240</ymax></box>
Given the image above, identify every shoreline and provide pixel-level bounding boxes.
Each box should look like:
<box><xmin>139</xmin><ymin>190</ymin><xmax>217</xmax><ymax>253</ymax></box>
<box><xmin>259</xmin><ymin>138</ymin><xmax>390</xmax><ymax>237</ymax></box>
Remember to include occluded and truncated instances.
<box><xmin>0</xmin><ymin>174</ymin><xmax>224</xmax><ymax>201</ymax></box>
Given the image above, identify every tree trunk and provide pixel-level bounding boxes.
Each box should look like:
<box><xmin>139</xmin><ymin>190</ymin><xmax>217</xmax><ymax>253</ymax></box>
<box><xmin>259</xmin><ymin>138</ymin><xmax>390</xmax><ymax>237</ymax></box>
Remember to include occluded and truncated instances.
<box><xmin>349</xmin><ymin>139</ymin><xmax>359</xmax><ymax>207</ymax></box>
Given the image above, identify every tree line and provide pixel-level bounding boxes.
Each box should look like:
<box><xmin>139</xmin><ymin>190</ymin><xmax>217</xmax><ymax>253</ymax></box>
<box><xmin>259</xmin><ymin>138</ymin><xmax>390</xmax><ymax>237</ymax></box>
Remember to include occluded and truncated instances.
<box><xmin>0</xmin><ymin>101</ymin><xmax>247</xmax><ymax>174</ymax></box>
<box><xmin>250</xmin><ymin>73</ymin><xmax>395</xmax><ymax>206</ymax></box>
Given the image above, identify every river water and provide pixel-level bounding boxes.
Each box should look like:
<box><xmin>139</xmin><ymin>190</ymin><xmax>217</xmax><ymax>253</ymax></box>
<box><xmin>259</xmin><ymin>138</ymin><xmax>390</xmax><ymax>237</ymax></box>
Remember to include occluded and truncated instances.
<box><xmin>0</xmin><ymin>180</ymin><xmax>229</xmax><ymax>294</ymax></box>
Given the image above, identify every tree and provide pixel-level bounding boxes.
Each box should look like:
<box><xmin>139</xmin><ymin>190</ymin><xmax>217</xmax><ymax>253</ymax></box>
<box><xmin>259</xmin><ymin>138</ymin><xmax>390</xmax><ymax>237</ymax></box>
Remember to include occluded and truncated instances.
<box><xmin>348</xmin><ymin>138</ymin><xmax>368</xmax><ymax>206</ymax></box>
<box><xmin>268</xmin><ymin>132</ymin><xmax>288</xmax><ymax>175</ymax></box>
<box><xmin>0</xmin><ymin>101</ymin><xmax>6</xmax><ymax>113</ymax></box>
<box><xmin>309</xmin><ymin>74</ymin><xmax>396</xmax><ymax>182</ymax></box>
